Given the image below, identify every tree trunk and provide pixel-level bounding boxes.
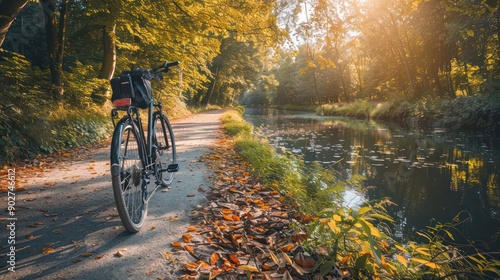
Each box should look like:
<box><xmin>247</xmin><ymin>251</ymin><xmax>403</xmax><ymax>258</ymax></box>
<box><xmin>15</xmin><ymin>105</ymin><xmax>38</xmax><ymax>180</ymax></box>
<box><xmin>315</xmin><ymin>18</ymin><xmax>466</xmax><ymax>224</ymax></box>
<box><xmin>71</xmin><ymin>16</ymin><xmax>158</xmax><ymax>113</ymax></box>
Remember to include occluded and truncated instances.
<box><xmin>40</xmin><ymin>0</ymin><xmax>67</xmax><ymax>100</ymax></box>
<box><xmin>203</xmin><ymin>66</ymin><xmax>219</xmax><ymax>105</ymax></box>
<box><xmin>0</xmin><ymin>0</ymin><xmax>29</xmax><ymax>47</ymax></box>
<box><xmin>100</xmin><ymin>24</ymin><xmax>116</xmax><ymax>80</ymax></box>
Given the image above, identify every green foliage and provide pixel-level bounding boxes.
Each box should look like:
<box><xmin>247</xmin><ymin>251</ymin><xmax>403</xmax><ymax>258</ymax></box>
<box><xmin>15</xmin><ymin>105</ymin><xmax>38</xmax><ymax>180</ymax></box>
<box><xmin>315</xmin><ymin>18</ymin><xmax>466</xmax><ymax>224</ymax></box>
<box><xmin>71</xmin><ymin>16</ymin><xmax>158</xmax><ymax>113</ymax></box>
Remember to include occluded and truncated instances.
<box><xmin>0</xmin><ymin>50</ymin><xmax>112</xmax><ymax>162</ymax></box>
<box><xmin>64</xmin><ymin>61</ymin><xmax>110</xmax><ymax>106</ymax></box>
<box><xmin>27</xmin><ymin>106</ymin><xmax>112</xmax><ymax>154</ymax></box>
<box><xmin>0</xmin><ymin>50</ymin><xmax>48</xmax><ymax>160</ymax></box>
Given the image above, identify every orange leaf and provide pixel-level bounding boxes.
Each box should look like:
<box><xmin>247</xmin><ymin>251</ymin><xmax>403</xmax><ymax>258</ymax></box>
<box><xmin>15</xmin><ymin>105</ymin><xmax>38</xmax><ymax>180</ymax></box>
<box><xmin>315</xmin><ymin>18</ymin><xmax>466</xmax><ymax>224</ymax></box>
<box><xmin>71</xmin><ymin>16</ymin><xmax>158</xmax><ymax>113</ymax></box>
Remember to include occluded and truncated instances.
<box><xmin>341</xmin><ymin>254</ymin><xmax>351</xmax><ymax>263</ymax></box>
<box><xmin>221</xmin><ymin>208</ymin><xmax>233</xmax><ymax>214</ymax></box>
<box><xmin>280</xmin><ymin>244</ymin><xmax>295</xmax><ymax>252</ymax></box>
<box><xmin>183</xmin><ymin>233</ymin><xmax>192</xmax><ymax>243</ymax></box>
<box><xmin>301</xmin><ymin>214</ymin><xmax>313</xmax><ymax>223</ymax></box>
<box><xmin>171</xmin><ymin>241</ymin><xmax>182</xmax><ymax>247</ymax></box>
<box><xmin>41</xmin><ymin>247</ymin><xmax>53</xmax><ymax>254</ymax></box>
<box><xmin>231</xmin><ymin>214</ymin><xmax>241</xmax><ymax>222</ymax></box>
<box><xmin>184</xmin><ymin>245</ymin><xmax>194</xmax><ymax>254</ymax></box>
<box><xmin>295</xmin><ymin>258</ymin><xmax>315</xmax><ymax>268</ymax></box>
<box><xmin>187</xmin><ymin>226</ymin><xmax>197</xmax><ymax>232</ymax></box>
<box><xmin>228</xmin><ymin>253</ymin><xmax>241</xmax><ymax>265</ymax></box>
<box><xmin>222</xmin><ymin>214</ymin><xmax>234</xmax><ymax>221</ymax></box>
<box><xmin>210</xmin><ymin>252</ymin><xmax>219</xmax><ymax>265</ymax></box>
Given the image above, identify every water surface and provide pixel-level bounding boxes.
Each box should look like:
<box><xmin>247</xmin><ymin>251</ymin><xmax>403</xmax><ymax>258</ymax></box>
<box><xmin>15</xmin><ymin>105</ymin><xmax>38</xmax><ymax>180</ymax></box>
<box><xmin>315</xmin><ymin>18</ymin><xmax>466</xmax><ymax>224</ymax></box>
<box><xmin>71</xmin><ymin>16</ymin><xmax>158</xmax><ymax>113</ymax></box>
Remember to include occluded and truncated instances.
<box><xmin>244</xmin><ymin>108</ymin><xmax>500</xmax><ymax>252</ymax></box>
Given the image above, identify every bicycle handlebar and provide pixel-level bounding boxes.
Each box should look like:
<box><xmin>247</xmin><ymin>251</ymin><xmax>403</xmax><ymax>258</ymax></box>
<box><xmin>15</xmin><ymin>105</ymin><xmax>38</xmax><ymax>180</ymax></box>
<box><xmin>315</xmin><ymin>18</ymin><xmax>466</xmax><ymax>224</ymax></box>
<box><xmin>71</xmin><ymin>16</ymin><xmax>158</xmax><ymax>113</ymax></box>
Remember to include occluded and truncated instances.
<box><xmin>152</xmin><ymin>61</ymin><xmax>180</xmax><ymax>73</ymax></box>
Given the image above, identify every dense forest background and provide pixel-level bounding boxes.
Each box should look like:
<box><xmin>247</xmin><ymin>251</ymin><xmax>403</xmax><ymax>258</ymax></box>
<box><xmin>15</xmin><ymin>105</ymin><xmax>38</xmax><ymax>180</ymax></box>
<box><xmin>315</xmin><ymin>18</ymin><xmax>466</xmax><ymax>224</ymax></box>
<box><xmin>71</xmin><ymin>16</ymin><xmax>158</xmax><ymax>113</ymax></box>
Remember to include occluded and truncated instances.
<box><xmin>1</xmin><ymin>0</ymin><xmax>500</xmax><ymax>161</ymax></box>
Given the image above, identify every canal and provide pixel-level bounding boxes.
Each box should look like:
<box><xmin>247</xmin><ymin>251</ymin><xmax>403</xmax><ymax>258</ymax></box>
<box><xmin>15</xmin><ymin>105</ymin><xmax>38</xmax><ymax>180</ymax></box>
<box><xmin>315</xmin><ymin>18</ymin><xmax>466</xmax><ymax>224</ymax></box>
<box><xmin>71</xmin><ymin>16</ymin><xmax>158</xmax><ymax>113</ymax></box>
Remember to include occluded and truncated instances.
<box><xmin>243</xmin><ymin>107</ymin><xmax>500</xmax><ymax>253</ymax></box>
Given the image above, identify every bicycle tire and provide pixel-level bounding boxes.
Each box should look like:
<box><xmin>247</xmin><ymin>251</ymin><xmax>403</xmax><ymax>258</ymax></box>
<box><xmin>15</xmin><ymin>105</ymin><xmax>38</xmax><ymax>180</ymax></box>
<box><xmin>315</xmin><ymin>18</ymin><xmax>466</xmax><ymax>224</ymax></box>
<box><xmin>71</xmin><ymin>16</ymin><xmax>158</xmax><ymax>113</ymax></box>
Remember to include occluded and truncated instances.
<box><xmin>153</xmin><ymin>112</ymin><xmax>177</xmax><ymax>187</ymax></box>
<box><xmin>110</xmin><ymin>117</ymin><xmax>148</xmax><ymax>232</ymax></box>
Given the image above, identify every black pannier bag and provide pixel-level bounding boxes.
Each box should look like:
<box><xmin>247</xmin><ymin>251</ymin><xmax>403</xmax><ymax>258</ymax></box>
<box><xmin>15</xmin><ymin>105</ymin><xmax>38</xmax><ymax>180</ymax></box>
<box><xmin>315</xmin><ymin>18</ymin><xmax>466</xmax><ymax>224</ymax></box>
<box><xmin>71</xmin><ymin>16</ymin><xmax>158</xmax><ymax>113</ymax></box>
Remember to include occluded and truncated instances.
<box><xmin>111</xmin><ymin>68</ymin><xmax>153</xmax><ymax>108</ymax></box>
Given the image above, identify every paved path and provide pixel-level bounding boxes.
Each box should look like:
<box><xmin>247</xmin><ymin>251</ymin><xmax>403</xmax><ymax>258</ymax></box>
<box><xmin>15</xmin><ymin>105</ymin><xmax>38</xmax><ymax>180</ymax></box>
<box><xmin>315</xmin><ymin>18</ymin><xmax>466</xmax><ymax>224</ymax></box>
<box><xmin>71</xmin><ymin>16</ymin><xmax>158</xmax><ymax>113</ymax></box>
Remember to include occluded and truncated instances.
<box><xmin>0</xmin><ymin>110</ymin><xmax>226</xmax><ymax>280</ymax></box>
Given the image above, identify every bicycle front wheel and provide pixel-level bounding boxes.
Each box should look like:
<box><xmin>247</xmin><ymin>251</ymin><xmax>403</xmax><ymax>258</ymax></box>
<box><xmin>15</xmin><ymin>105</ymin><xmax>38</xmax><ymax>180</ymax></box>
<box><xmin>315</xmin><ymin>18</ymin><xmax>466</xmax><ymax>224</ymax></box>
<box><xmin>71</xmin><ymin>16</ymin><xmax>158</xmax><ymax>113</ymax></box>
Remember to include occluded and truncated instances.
<box><xmin>110</xmin><ymin>118</ymin><xmax>147</xmax><ymax>232</ymax></box>
<box><xmin>153</xmin><ymin>113</ymin><xmax>177</xmax><ymax>187</ymax></box>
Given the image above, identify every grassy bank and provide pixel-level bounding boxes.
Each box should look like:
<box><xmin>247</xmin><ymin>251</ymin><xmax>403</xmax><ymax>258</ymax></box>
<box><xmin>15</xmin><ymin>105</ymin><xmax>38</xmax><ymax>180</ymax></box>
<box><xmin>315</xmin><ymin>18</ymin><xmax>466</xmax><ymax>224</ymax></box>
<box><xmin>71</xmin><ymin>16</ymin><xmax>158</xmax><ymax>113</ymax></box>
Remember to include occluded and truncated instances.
<box><xmin>318</xmin><ymin>95</ymin><xmax>500</xmax><ymax>131</ymax></box>
<box><xmin>220</xmin><ymin>108</ymin><xmax>500</xmax><ymax>279</ymax></box>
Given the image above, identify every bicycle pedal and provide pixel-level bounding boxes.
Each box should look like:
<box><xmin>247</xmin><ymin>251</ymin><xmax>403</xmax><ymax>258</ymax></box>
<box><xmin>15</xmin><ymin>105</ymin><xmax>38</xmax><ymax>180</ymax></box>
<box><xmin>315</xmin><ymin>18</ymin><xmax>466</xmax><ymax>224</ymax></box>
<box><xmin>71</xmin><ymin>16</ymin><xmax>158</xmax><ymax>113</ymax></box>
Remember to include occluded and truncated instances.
<box><xmin>159</xmin><ymin>164</ymin><xmax>179</xmax><ymax>173</ymax></box>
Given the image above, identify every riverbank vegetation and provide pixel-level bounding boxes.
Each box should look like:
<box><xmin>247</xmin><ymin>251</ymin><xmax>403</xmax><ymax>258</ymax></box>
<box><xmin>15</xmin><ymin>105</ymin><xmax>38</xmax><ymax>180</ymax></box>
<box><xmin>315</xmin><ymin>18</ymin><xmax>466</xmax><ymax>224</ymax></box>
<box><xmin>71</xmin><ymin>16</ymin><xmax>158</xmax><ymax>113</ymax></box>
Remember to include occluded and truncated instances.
<box><xmin>218</xmin><ymin>109</ymin><xmax>500</xmax><ymax>279</ymax></box>
<box><xmin>240</xmin><ymin>0</ymin><xmax>500</xmax><ymax>132</ymax></box>
<box><xmin>317</xmin><ymin>94</ymin><xmax>500</xmax><ymax>131</ymax></box>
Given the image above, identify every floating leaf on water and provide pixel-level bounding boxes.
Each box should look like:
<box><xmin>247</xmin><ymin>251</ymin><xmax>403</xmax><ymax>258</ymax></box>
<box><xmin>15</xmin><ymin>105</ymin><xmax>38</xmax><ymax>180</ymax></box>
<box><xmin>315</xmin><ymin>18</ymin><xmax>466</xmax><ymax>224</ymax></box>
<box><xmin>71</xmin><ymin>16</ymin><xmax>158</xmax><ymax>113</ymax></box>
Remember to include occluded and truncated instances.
<box><xmin>41</xmin><ymin>247</ymin><xmax>54</xmax><ymax>254</ymax></box>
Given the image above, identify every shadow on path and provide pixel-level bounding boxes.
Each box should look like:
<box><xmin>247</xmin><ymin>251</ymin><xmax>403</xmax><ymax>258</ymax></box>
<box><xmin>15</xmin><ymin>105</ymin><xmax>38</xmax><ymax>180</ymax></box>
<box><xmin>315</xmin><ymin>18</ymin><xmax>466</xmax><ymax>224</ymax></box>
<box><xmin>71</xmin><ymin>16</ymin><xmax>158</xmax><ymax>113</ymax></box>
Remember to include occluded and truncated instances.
<box><xmin>0</xmin><ymin>110</ymin><xmax>226</xmax><ymax>280</ymax></box>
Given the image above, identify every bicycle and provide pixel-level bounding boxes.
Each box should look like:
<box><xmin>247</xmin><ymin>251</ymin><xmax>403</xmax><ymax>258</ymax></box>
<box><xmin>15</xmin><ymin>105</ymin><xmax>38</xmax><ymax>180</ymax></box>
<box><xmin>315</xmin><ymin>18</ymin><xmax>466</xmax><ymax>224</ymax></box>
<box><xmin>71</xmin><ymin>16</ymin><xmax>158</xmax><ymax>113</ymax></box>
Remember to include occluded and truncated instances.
<box><xmin>109</xmin><ymin>61</ymin><xmax>180</xmax><ymax>232</ymax></box>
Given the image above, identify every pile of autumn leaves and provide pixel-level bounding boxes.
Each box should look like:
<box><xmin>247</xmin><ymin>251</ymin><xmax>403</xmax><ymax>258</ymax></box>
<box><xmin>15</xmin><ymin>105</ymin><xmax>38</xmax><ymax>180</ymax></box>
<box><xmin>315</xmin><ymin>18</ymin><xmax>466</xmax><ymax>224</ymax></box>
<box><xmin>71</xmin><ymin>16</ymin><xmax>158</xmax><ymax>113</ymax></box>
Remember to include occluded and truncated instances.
<box><xmin>173</xmin><ymin>139</ymin><xmax>321</xmax><ymax>279</ymax></box>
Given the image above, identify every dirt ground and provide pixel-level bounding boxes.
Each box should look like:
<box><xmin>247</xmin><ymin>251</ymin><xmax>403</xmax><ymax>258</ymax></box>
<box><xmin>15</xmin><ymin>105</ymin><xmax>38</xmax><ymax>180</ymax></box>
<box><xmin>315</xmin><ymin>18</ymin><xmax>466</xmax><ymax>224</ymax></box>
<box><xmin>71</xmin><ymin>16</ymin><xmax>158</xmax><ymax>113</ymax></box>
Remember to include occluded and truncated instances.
<box><xmin>0</xmin><ymin>110</ymin><xmax>227</xmax><ymax>280</ymax></box>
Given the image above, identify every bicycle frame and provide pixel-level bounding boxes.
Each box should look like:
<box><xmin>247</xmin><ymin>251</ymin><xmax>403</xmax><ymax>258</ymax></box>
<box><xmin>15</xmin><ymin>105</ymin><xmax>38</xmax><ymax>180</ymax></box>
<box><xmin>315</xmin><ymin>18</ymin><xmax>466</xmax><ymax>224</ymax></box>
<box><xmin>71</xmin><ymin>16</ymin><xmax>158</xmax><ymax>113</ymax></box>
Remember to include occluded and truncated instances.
<box><xmin>111</xmin><ymin>99</ymin><xmax>163</xmax><ymax>199</ymax></box>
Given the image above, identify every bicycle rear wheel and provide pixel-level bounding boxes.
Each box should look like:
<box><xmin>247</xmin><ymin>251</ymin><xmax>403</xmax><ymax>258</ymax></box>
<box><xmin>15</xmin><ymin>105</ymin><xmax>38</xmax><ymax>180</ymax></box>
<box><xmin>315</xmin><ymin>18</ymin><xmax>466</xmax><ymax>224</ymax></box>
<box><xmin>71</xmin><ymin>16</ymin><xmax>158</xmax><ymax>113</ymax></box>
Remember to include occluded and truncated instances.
<box><xmin>153</xmin><ymin>113</ymin><xmax>177</xmax><ymax>187</ymax></box>
<box><xmin>110</xmin><ymin>118</ymin><xmax>147</xmax><ymax>232</ymax></box>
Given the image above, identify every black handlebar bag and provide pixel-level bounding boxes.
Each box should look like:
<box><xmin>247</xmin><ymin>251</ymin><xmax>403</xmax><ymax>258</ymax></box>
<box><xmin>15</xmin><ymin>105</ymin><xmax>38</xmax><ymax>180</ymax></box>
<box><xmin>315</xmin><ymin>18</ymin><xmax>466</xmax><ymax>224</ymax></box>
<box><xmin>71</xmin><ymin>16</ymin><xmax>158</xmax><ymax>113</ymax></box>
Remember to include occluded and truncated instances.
<box><xmin>110</xmin><ymin>68</ymin><xmax>153</xmax><ymax>108</ymax></box>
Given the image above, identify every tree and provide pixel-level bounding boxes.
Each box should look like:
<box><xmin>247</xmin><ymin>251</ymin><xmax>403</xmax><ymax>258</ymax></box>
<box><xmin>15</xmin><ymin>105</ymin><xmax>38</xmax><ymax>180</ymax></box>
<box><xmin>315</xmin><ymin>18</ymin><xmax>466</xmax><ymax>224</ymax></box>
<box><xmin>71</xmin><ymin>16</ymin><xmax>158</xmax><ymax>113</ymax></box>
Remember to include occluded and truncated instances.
<box><xmin>40</xmin><ymin>0</ymin><xmax>67</xmax><ymax>100</ymax></box>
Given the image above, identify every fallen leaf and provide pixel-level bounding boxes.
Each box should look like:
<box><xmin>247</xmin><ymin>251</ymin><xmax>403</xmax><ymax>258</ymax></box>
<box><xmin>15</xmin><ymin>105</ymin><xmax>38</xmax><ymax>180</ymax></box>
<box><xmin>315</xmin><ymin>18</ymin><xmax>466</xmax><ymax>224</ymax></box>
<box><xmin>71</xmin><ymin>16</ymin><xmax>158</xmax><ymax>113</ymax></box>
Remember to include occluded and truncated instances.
<box><xmin>183</xmin><ymin>233</ymin><xmax>191</xmax><ymax>243</ymax></box>
<box><xmin>184</xmin><ymin>245</ymin><xmax>194</xmax><ymax>254</ymax></box>
<box><xmin>187</xmin><ymin>226</ymin><xmax>197</xmax><ymax>232</ymax></box>
<box><xmin>280</xmin><ymin>244</ymin><xmax>295</xmax><ymax>253</ymax></box>
<box><xmin>239</xmin><ymin>265</ymin><xmax>259</xmax><ymax>272</ymax></box>
<box><xmin>222</xmin><ymin>214</ymin><xmax>234</xmax><ymax>221</ymax></box>
<box><xmin>171</xmin><ymin>241</ymin><xmax>182</xmax><ymax>247</ymax></box>
<box><xmin>210</xmin><ymin>252</ymin><xmax>219</xmax><ymax>265</ymax></box>
<box><xmin>228</xmin><ymin>253</ymin><xmax>241</xmax><ymax>265</ymax></box>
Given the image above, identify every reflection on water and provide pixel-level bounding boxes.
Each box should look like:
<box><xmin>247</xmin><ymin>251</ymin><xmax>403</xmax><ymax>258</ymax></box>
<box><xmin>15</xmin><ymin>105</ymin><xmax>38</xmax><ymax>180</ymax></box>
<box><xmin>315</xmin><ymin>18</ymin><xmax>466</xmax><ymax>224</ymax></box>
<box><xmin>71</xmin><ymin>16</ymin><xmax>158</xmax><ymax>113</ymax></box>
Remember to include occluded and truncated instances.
<box><xmin>244</xmin><ymin>108</ymin><xmax>500</xmax><ymax>252</ymax></box>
